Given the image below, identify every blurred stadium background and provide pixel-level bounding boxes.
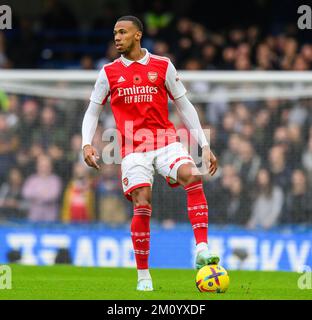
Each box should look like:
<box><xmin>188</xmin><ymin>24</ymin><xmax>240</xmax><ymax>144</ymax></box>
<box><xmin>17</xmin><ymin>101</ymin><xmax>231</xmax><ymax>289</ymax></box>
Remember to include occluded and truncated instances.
<box><xmin>0</xmin><ymin>0</ymin><xmax>311</xmax><ymax>272</ymax></box>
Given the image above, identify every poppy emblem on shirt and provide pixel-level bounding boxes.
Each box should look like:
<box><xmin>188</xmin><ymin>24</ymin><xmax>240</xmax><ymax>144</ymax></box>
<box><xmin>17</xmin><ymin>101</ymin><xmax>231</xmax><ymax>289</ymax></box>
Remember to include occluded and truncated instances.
<box><xmin>123</xmin><ymin>177</ymin><xmax>129</xmax><ymax>186</ymax></box>
<box><xmin>133</xmin><ymin>74</ymin><xmax>142</xmax><ymax>84</ymax></box>
<box><xmin>147</xmin><ymin>71</ymin><xmax>158</xmax><ymax>82</ymax></box>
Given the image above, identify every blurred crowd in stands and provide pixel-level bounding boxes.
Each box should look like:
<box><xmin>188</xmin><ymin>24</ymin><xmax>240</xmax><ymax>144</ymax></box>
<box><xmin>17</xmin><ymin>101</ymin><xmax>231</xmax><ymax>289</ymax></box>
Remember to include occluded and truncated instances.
<box><xmin>0</xmin><ymin>0</ymin><xmax>311</xmax><ymax>228</ymax></box>
<box><xmin>1</xmin><ymin>92</ymin><xmax>312</xmax><ymax>228</ymax></box>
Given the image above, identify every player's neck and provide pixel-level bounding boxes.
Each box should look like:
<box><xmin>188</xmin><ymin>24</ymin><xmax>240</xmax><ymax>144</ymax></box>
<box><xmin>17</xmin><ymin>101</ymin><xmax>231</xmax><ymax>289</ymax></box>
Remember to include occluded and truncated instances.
<box><xmin>122</xmin><ymin>47</ymin><xmax>145</xmax><ymax>62</ymax></box>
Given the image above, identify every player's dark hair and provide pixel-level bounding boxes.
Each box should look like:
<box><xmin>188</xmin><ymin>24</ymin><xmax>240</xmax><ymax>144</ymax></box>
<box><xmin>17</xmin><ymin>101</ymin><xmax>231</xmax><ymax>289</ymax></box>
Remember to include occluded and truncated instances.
<box><xmin>117</xmin><ymin>16</ymin><xmax>143</xmax><ymax>33</ymax></box>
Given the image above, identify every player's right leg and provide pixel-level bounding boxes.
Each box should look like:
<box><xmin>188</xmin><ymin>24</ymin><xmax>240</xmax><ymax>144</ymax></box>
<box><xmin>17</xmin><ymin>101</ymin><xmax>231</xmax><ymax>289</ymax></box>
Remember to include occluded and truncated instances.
<box><xmin>121</xmin><ymin>152</ymin><xmax>154</xmax><ymax>291</ymax></box>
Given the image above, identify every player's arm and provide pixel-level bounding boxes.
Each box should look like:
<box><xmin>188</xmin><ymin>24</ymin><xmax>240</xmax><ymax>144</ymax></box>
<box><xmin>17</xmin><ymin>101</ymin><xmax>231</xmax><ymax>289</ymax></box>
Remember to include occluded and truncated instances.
<box><xmin>165</xmin><ymin>60</ymin><xmax>217</xmax><ymax>176</ymax></box>
<box><xmin>82</xmin><ymin>101</ymin><xmax>102</xmax><ymax>169</ymax></box>
<box><xmin>174</xmin><ymin>95</ymin><xmax>218</xmax><ymax>176</ymax></box>
<box><xmin>82</xmin><ymin>68</ymin><xmax>110</xmax><ymax>170</ymax></box>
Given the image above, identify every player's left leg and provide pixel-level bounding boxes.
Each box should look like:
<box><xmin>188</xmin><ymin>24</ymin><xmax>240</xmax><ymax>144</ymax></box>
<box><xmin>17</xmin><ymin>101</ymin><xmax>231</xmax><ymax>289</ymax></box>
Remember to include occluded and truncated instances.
<box><xmin>155</xmin><ymin>142</ymin><xmax>219</xmax><ymax>269</ymax></box>
<box><xmin>177</xmin><ymin>163</ymin><xmax>219</xmax><ymax>269</ymax></box>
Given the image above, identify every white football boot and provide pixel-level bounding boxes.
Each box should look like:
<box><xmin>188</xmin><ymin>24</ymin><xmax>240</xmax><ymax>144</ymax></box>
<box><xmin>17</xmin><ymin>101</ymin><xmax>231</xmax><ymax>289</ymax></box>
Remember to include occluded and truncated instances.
<box><xmin>137</xmin><ymin>279</ymin><xmax>154</xmax><ymax>291</ymax></box>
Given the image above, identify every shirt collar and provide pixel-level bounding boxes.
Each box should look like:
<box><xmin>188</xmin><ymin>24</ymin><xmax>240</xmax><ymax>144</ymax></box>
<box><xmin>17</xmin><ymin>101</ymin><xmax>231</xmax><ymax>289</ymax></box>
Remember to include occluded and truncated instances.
<box><xmin>120</xmin><ymin>48</ymin><xmax>150</xmax><ymax>66</ymax></box>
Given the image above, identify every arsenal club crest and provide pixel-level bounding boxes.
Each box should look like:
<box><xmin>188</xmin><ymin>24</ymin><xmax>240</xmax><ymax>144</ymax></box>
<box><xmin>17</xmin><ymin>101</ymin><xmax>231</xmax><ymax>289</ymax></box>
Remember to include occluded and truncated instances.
<box><xmin>147</xmin><ymin>71</ymin><xmax>158</xmax><ymax>82</ymax></box>
<box><xmin>123</xmin><ymin>177</ymin><xmax>129</xmax><ymax>186</ymax></box>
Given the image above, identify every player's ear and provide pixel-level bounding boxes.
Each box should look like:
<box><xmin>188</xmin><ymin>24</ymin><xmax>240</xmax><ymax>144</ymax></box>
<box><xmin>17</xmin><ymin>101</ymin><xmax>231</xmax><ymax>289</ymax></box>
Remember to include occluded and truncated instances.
<box><xmin>135</xmin><ymin>31</ymin><xmax>142</xmax><ymax>41</ymax></box>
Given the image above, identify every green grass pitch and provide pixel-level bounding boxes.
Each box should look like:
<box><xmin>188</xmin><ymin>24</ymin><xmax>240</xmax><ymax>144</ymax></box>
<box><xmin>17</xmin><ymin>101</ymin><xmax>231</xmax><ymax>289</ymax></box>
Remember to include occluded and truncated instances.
<box><xmin>0</xmin><ymin>264</ymin><xmax>311</xmax><ymax>300</ymax></box>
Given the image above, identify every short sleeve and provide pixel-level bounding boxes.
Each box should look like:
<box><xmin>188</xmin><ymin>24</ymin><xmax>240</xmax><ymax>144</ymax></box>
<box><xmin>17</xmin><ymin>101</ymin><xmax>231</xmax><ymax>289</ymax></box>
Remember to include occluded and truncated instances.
<box><xmin>90</xmin><ymin>68</ymin><xmax>110</xmax><ymax>105</ymax></box>
<box><xmin>165</xmin><ymin>60</ymin><xmax>187</xmax><ymax>100</ymax></box>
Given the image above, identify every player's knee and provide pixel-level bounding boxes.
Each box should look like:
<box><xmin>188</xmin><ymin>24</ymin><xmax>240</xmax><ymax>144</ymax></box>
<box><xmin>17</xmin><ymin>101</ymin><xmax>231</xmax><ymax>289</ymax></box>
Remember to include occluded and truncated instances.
<box><xmin>131</xmin><ymin>187</ymin><xmax>152</xmax><ymax>207</ymax></box>
<box><xmin>177</xmin><ymin>163</ymin><xmax>202</xmax><ymax>186</ymax></box>
<box><xmin>133</xmin><ymin>197</ymin><xmax>152</xmax><ymax>208</ymax></box>
<box><xmin>185</xmin><ymin>175</ymin><xmax>202</xmax><ymax>186</ymax></box>
<box><xmin>179</xmin><ymin>173</ymin><xmax>202</xmax><ymax>187</ymax></box>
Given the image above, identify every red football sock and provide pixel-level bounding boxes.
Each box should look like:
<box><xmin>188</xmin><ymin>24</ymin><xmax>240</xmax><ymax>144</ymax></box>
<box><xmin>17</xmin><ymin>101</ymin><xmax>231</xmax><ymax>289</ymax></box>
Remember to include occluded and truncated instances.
<box><xmin>131</xmin><ymin>205</ymin><xmax>151</xmax><ymax>270</ymax></box>
<box><xmin>184</xmin><ymin>180</ymin><xmax>208</xmax><ymax>245</ymax></box>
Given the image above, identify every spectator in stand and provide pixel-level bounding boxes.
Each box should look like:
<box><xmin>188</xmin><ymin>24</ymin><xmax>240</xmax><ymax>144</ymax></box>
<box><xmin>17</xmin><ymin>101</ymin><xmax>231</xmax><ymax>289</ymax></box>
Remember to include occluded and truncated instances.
<box><xmin>224</xmin><ymin>175</ymin><xmax>251</xmax><ymax>225</ymax></box>
<box><xmin>268</xmin><ymin>144</ymin><xmax>292</xmax><ymax>191</ymax></box>
<box><xmin>61</xmin><ymin>162</ymin><xmax>94</xmax><ymax>223</ymax></box>
<box><xmin>253</xmin><ymin>109</ymin><xmax>271</xmax><ymax>159</ymax></box>
<box><xmin>96</xmin><ymin>41</ymin><xmax>120</xmax><ymax>69</ymax></box>
<box><xmin>144</xmin><ymin>0</ymin><xmax>173</xmax><ymax>40</ymax></box>
<box><xmin>292</xmin><ymin>55</ymin><xmax>309</xmax><ymax>71</ymax></box>
<box><xmin>218</xmin><ymin>111</ymin><xmax>237</xmax><ymax>151</ymax></box>
<box><xmin>233</xmin><ymin>139</ymin><xmax>261</xmax><ymax>187</ymax></box>
<box><xmin>255</xmin><ymin>43</ymin><xmax>277</xmax><ymax>70</ymax></box>
<box><xmin>234</xmin><ymin>55</ymin><xmax>252</xmax><ymax>70</ymax></box>
<box><xmin>221</xmin><ymin>47</ymin><xmax>236</xmax><ymax>70</ymax></box>
<box><xmin>287</xmin><ymin>125</ymin><xmax>304</xmax><ymax>169</ymax></box>
<box><xmin>0</xmin><ymin>113</ymin><xmax>19</xmax><ymax>182</ymax></box>
<box><xmin>266</xmin><ymin>99</ymin><xmax>283</xmax><ymax>136</ymax></box>
<box><xmin>17</xmin><ymin>99</ymin><xmax>40</xmax><ymax>149</ymax></box>
<box><xmin>191</xmin><ymin>23</ymin><xmax>208</xmax><ymax>53</ymax></box>
<box><xmin>301</xmin><ymin>44</ymin><xmax>312</xmax><ymax>66</ymax></box>
<box><xmin>288</xmin><ymin>100</ymin><xmax>309</xmax><ymax>127</ymax></box>
<box><xmin>174</xmin><ymin>17</ymin><xmax>194</xmax><ymax>68</ymax></box>
<box><xmin>31</xmin><ymin>105</ymin><xmax>67</xmax><ymax>150</ymax></box>
<box><xmin>80</xmin><ymin>55</ymin><xmax>94</xmax><ymax>70</ymax></box>
<box><xmin>16</xmin><ymin>141</ymin><xmax>43</xmax><ymax>179</ymax></box>
<box><xmin>210</xmin><ymin>164</ymin><xmax>238</xmax><ymax>223</ymax></box>
<box><xmin>47</xmin><ymin>143</ymin><xmax>71</xmax><ymax>184</ymax></box>
<box><xmin>247</xmin><ymin>168</ymin><xmax>284</xmax><ymax>230</ymax></box>
<box><xmin>302</xmin><ymin>136</ymin><xmax>312</xmax><ymax>186</ymax></box>
<box><xmin>5</xmin><ymin>94</ymin><xmax>20</xmax><ymax>129</ymax></box>
<box><xmin>0</xmin><ymin>168</ymin><xmax>26</xmax><ymax>220</ymax></box>
<box><xmin>201</xmin><ymin>43</ymin><xmax>217</xmax><ymax>70</ymax></box>
<box><xmin>22</xmin><ymin>155</ymin><xmax>62</xmax><ymax>222</ymax></box>
<box><xmin>283</xmin><ymin>169</ymin><xmax>312</xmax><ymax>224</ymax></box>
<box><xmin>95</xmin><ymin>164</ymin><xmax>127</xmax><ymax>224</ymax></box>
<box><xmin>240</xmin><ymin>121</ymin><xmax>255</xmax><ymax>143</ymax></box>
<box><xmin>273</xmin><ymin>126</ymin><xmax>289</xmax><ymax>152</ymax></box>
<box><xmin>152</xmin><ymin>40</ymin><xmax>173</xmax><ymax>60</ymax></box>
<box><xmin>66</xmin><ymin>134</ymin><xmax>85</xmax><ymax>165</ymax></box>
<box><xmin>183</xmin><ymin>58</ymin><xmax>209</xmax><ymax>103</ymax></box>
<box><xmin>220</xmin><ymin>133</ymin><xmax>241</xmax><ymax>165</ymax></box>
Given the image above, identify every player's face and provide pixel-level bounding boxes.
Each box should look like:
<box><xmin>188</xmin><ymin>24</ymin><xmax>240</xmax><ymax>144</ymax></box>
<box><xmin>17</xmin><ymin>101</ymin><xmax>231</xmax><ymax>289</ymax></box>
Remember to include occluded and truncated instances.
<box><xmin>113</xmin><ymin>21</ymin><xmax>142</xmax><ymax>54</ymax></box>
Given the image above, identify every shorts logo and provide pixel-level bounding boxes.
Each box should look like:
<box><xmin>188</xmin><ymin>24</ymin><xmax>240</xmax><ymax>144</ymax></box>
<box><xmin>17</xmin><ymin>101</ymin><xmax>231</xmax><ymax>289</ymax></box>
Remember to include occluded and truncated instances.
<box><xmin>133</xmin><ymin>74</ymin><xmax>142</xmax><ymax>84</ymax></box>
<box><xmin>123</xmin><ymin>177</ymin><xmax>129</xmax><ymax>186</ymax></box>
<box><xmin>147</xmin><ymin>71</ymin><xmax>158</xmax><ymax>82</ymax></box>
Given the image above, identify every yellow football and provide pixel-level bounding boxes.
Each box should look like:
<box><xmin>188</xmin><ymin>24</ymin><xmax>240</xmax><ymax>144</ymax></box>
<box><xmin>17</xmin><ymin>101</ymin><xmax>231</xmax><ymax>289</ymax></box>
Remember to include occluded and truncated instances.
<box><xmin>196</xmin><ymin>264</ymin><xmax>230</xmax><ymax>293</ymax></box>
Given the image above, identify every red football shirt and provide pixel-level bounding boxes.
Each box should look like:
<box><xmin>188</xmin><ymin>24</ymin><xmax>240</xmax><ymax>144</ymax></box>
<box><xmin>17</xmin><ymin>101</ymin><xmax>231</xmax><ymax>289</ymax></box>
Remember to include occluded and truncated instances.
<box><xmin>90</xmin><ymin>49</ymin><xmax>187</xmax><ymax>158</ymax></box>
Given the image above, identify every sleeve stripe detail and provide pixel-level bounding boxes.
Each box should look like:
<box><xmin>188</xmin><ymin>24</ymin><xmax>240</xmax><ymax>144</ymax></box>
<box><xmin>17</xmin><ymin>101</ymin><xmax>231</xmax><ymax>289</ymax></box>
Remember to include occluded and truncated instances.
<box><xmin>101</xmin><ymin>92</ymin><xmax>110</xmax><ymax>105</ymax></box>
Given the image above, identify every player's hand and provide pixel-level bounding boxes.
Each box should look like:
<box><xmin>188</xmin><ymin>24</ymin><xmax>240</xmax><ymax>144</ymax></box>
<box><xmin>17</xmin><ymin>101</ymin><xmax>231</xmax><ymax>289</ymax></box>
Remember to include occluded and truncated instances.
<box><xmin>83</xmin><ymin>145</ymin><xmax>100</xmax><ymax>170</ymax></box>
<box><xmin>202</xmin><ymin>146</ymin><xmax>218</xmax><ymax>176</ymax></box>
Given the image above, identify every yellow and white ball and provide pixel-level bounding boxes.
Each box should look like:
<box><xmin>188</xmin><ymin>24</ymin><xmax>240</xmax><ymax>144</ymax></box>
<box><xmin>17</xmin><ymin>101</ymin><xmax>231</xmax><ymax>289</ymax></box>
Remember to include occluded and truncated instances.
<box><xmin>196</xmin><ymin>264</ymin><xmax>230</xmax><ymax>293</ymax></box>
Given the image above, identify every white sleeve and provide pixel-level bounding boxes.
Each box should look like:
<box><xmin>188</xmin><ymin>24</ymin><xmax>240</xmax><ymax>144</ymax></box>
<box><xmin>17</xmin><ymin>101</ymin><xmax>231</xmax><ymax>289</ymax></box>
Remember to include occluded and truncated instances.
<box><xmin>90</xmin><ymin>68</ymin><xmax>110</xmax><ymax>105</ymax></box>
<box><xmin>81</xmin><ymin>100</ymin><xmax>103</xmax><ymax>148</ymax></box>
<box><xmin>165</xmin><ymin>61</ymin><xmax>187</xmax><ymax>100</ymax></box>
<box><xmin>174</xmin><ymin>95</ymin><xmax>209</xmax><ymax>148</ymax></box>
